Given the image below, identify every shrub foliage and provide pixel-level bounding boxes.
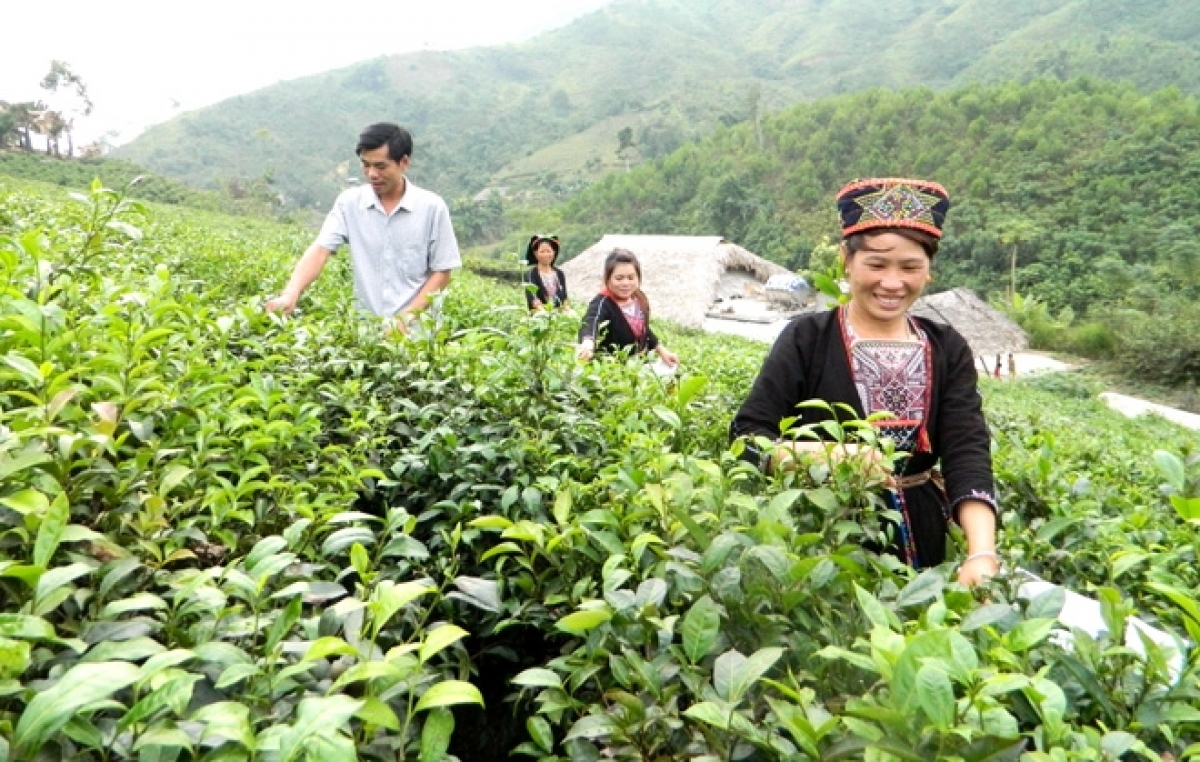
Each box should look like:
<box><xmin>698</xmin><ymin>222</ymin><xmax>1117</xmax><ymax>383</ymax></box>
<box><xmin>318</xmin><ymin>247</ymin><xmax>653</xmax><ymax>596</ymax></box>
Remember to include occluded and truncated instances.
<box><xmin>1</xmin><ymin>178</ymin><xmax>1199</xmax><ymax>760</ymax></box>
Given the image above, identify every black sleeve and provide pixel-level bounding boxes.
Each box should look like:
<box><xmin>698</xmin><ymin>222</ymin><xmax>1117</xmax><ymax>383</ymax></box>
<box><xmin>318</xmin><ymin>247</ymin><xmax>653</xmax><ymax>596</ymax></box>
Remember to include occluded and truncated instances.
<box><xmin>935</xmin><ymin>329</ymin><xmax>1000</xmax><ymax>519</ymax></box>
<box><xmin>731</xmin><ymin>320</ymin><xmax>809</xmax><ymax>441</ymax></box>
<box><xmin>523</xmin><ymin>268</ymin><xmax>539</xmax><ymax>310</ymax></box>
<box><xmin>579</xmin><ymin>296</ymin><xmax>605</xmax><ymax>342</ymax></box>
<box><xmin>645</xmin><ymin>324</ymin><xmax>660</xmax><ymax>351</ymax></box>
<box><xmin>557</xmin><ymin>269</ymin><xmax>569</xmax><ymax>305</ymax></box>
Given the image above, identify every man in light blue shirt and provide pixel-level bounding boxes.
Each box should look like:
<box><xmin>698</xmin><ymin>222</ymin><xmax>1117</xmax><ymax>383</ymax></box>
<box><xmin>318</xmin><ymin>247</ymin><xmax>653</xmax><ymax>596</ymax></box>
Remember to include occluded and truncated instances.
<box><xmin>266</xmin><ymin>123</ymin><xmax>461</xmax><ymax>330</ymax></box>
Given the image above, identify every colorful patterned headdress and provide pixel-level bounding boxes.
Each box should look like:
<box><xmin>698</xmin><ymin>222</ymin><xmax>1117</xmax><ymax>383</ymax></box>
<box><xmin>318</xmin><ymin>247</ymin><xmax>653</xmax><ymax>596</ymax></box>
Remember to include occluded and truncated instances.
<box><xmin>836</xmin><ymin>178</ymin><xmax>951</xmax><ymax>239</ymax></box>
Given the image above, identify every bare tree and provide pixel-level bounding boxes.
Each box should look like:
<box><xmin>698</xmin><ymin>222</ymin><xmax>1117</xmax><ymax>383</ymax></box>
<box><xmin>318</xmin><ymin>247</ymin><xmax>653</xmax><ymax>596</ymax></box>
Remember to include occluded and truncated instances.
<box><xmin>40</xmin><ymin>60</ymin><xmax>92</xmax><ymax>156</ymax></box>
<box><xmin>37</xmin><ymin>110</ymin><xmax>69</xmax><ymax>156</ymax></box>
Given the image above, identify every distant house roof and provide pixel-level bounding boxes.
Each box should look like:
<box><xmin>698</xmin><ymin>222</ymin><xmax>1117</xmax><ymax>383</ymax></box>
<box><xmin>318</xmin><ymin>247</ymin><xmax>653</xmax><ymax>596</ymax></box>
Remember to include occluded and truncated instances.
<box><xmin>562</xmin><ymin>235</ymin><xmax>791</xmax><ymax>328</ymax></box>
<box><xmin>911</xmin><ymin>287</ymin><xmax>1028</xmax><ymax>357</ymax></box>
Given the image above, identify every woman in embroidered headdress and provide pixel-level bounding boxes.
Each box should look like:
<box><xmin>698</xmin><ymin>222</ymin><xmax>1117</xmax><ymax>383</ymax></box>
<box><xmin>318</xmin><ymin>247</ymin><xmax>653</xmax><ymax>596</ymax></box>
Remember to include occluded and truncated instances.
<box><xmin>576</xmin><ymin>248</ymin><xmax>678</xmax><ymax>367</ymax></box>
<box><xmin>523</xmin><ymin>234</ymin><xmax>569</xmax><ymax>311</ymax></box>
<box><xmin>731</xmin><ymin>178</ymin><xmax>999</xmax><ymax>586</ymax></box>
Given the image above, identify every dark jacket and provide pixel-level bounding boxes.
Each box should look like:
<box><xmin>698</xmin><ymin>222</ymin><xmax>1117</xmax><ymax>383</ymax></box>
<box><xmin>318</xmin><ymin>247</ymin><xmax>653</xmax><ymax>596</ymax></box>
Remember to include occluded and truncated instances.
<box><xmin>578</xmin><ymin>293</ymin><xmax>660</xmax><ymax>355</ymax></box>
<box><xmin>523</xmin><ymin>266</ymin><xmax>568</xmax><ymax>310</ymax></box>
<box><xmin>731</xmin><ymin>307</ymin><xmax>997</xmax><ymax>567</ymax></box>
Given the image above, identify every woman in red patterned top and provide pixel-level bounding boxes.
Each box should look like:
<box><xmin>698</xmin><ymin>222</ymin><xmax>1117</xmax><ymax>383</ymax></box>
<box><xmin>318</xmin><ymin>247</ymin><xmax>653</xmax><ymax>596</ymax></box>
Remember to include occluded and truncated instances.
<box><xmin>576</xmin><ymin>249</ymin><xmax>678</xmax><ymax>368</ymax></box>
<box><xmin>732</xmin><ymin>178</ymin><xmax>999</xmax><ymax>586</ymax></box>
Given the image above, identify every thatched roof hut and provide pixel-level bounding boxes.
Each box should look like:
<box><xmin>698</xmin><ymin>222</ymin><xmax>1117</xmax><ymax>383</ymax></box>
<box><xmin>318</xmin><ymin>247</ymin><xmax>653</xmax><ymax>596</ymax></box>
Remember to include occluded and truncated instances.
<box><xmin>911</xmin><ymin>287</ymin><xmax>1028</xmax><ymax>357</ymax></box>
<box><xmin>562</xmin><ymin>235</ymin><xmax>792</xmax><ymax>328</ymax></box>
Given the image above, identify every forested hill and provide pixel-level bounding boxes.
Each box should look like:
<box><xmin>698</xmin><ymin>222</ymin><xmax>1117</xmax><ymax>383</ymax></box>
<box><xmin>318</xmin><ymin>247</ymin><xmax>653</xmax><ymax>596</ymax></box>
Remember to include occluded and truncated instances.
<box><xmin>556</xmin><ymin>78</ymin><xmax>1200</xmax><ymax>316</ymax></box>
<box><xmin>113</xmin><ymin>0</ymin><xmax>1200</xmax><ymax>209</ymax></box>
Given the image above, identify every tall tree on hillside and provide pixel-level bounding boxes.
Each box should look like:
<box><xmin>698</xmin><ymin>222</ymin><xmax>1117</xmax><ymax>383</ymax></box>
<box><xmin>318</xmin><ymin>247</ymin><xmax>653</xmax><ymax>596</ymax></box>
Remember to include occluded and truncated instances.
<box><xmin>747</xmin><ymin>83</ymin><xmax>764</xmax><ymax>150</ymax></box>
<box><xmin>37</xmin><ymin>110</ymin><xmax>69</xmax><ymax>157</ymax></box>
<box><xmin>40</xmin><ymin>60</ymin><xmax>92</xmax><ymax>156</ymax></box>
<box><xmin>616</xmin><ymin>127</ymin><xmax>636</xmax><ymax>172</ymax></box>
<box><xmin>1157</xmin><ymin>222</ymin><xmax>1200</xmax><ymax>294</ymax></box>
<box><xmin>5</xmin><ymin>101</ymin><xmax>44</xmax><ymax>150</ymax></box>
<box><xmin>996</xmin><ymin>219</ymin><xmax>1041</xmax><ymax>301</ymax></box>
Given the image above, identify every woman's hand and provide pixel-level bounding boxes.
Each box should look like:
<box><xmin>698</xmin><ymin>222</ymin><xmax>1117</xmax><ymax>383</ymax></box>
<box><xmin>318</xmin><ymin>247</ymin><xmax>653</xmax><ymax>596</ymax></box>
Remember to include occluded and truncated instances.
<box><xmin>769</xmin><ymin>441</ymin><xmax>892</xmax><ymax>486</ymax></box>
<box><xmin>956</xmin><ymin>501</ymin><xmax>999</xmax><ymax>587</ymax></box>
<box><xmin>657</xmin><ymin>347</ymin><xmax>679</xmax><ymax>367</ymax></box>
<box><xmin>958</xmin><ymin>553</ymin><xmax>1000</xmax><ymax>587</ymax></box>
<box><xmin>576</xmin><ymin>339</ymin><xmax>595</xmax><ymax>361</ymax></box>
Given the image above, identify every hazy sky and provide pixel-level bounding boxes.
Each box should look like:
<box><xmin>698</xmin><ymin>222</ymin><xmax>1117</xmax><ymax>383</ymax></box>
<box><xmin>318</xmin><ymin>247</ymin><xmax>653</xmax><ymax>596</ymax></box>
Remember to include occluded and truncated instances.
<box><xmin>1</xmin><ymin>0</ymin><xmax>612</xmax><ymax>148</ymax></box>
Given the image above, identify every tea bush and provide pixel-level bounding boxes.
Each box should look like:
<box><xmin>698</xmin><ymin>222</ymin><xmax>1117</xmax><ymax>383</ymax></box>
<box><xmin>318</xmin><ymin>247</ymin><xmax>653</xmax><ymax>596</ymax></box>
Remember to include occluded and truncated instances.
<box><xmin>1</xmin><ymin>177</ymin><xmax>1199</xmax><ymax>760</ymax></box>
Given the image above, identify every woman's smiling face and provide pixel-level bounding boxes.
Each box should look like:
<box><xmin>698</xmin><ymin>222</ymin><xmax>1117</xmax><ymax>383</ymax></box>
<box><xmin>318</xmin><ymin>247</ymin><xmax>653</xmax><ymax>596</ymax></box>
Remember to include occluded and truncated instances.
<box><xmin>843</xmin><ymin>231</ymin><xmax>931</xmax><ymax>333</ymax></box>
<box><xmin>606</xmin><ymin>263</ymin><xmax>640</xmax><ymax>300</ymax></box>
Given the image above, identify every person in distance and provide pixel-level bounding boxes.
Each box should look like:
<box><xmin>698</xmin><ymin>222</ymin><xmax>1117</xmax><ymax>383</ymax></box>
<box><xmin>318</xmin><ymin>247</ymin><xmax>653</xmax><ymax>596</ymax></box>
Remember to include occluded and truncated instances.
<box><xmin>576</xmin><ymin>248</ymin><xmax>678</xmax><ymax>368</ymax></box>
<box><xmin>522</xmin><ymin>234</ymin><xmax>569</xmax><ymax>311</ymax></box>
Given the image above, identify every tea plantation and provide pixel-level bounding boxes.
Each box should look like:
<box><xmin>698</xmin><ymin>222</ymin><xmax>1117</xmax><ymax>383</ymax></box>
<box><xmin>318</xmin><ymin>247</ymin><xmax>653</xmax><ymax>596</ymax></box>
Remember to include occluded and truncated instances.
<box><xmin>2</xmin><ymin>177</ymin><xmax>1199</xmax><ymax>760</ymax></box>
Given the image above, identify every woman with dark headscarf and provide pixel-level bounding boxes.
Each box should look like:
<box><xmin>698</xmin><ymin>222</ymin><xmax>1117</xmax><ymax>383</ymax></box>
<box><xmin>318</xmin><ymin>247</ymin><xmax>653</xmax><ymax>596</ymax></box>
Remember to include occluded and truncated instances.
<box><xmin>731</xmin><ymin>178</ymin><xmax>999</xmax><ymax>586</ymax></box>
<box><xmin>523</xmin><ymin>234</ymin><xmax>569</xmax><ymax>311</ymax></box>
<box><xmin>576</xmin><ymin>248</ymin><xmax>678</xmax><ymax>368</ymax></box>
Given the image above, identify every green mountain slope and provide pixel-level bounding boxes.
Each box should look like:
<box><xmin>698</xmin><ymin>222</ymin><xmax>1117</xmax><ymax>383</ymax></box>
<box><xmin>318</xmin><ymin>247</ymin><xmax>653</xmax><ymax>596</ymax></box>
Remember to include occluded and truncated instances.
<box><xmin>114</xmin><ymin>0</ymin><xmax>1200</xmax><ymax>208</ymax></box>
<box><xmin>0</xmin><ymin>150</ymin><xmax>279</xmax><ymax>216</ymax></box>
<box><xmin>555</xmin><ymin>77</ymin><xmax>1200</xmax><ymax>316</ymax></box>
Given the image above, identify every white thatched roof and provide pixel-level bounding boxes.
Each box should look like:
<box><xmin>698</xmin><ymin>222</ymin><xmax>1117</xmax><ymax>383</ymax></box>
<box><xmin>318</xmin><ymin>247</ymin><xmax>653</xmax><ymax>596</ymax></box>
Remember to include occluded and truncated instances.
<box><xmin>911</xmin><ymin>287</ymin><xmax>1028</xmax><ymax>357</ymax></box>
<box><xmin>561</xmin><ymin>235</ymin><xmax>792</xmax><ymax>328</ymax></box>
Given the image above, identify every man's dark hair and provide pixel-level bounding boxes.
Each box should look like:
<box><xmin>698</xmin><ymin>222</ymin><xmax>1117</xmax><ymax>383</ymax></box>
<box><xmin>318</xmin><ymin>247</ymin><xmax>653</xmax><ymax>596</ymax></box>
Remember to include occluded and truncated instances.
<box><xmin>356</xmin><ymin>123</ymin><xmax>413</xmax><ymax>162</ymax></box>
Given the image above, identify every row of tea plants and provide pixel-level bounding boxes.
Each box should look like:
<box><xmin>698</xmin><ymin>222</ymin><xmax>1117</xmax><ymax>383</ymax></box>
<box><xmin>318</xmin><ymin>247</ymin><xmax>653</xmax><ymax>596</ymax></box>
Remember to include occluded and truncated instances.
<box><xmin>1</xmin><ymin>176</ymin><xmax>1199</xmax><ymax>760</ymax></box>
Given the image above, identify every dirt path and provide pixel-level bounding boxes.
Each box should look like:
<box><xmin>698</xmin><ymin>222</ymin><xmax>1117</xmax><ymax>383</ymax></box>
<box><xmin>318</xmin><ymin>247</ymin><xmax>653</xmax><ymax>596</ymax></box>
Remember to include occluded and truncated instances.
<box><xmin>1099</xmin><ymin>392</ymin><xmax>1200</xmax><ymax>431</ymax></box>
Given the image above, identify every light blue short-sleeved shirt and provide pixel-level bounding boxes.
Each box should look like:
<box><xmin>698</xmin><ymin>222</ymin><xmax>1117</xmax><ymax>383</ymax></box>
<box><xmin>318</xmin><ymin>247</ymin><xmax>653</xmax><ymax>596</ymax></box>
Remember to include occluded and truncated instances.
<box><xmin>315</xmin><ymin>180</ymin><xmax>462</xmax><ymax>317</ymax></box>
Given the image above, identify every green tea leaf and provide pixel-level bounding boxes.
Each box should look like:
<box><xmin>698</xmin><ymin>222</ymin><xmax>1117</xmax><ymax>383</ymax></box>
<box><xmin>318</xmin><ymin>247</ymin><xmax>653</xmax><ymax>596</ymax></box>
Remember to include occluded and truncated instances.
<box><xmin>1152</xmin><ymin>450</ymin><xmax>1186</xmax><ymax>491</ymax></box>
<box><xmin>960</xmin><ymin>603</ymin><xmax>1019</xmax><ymax>632</ymax></box>
<box><xmin>356</xmin><ymin>696</ymin><xmax>400</xmax><ymax>731</ymax></box>
<box><xmin>420</xmin><ymin>708</ymin><xmax>455</xmax><ymax>762</ymax></box>
<box><xmin>0</xmin><ymin>614</ymin><xmax>57</xmax><ymax>641</ymax></box>
<box><xmin>371</xmin><ymin>580</ymin><xmax>435</xmax><ymax>638</ymax></box>
<box><xmin>420</xmin><ymin>624</ymin><xmax>469</xmax><ymax>663</ymax></box>
<box><xmin>527</xmin><ymin>715</ymin><xmax>555</xmax><ymax>753</ymax></box>
<box><xmin>682</xmin><ymin>595</ymin><xmax>721</xmax><ymax>663</ymax></box>
<box><xmin>684</xmin><ymin>701</ymin><xmax>731</xmax><ymax>729</ymax></box>
<box><xmin>564</xmin><ymin>713</ymin><xmax>617</xmax><ymax>741</ymax></box>
<box><xmin>916</xmin><ymin>664</ymin><xmax>956</xmax><ymax>729</ymax></box>
<box><xmin>192</xmin><ymin>701</ymin><xmax>254</xmax><ymax>749</ymax></box>
<box><xmin>0</xmin><ymin>637</ymin><xmax>32</xmax><ymax>679</ymax></box>
<box><xmin>854</xmin><ymin>584</ymin><xmax>898</xmax><ymax>631</ymax></box>
<box><xmin>448</xmin><ymin>576</ymin><xmax>501</xmax><ymax>613</ymax></box>
<box><xmin>556</xmin><ymin>609</ymin><xmax>612</xmax><ymax>635</ymax></box>
<box><xmin>32</xmin><ymin>492</ymin><xmax>70</xmax><ymax>568</ymax></box>
<box><xmin>13</xmin><ymin>661</ymin><xmax>141</xmax><ymax>754</ymax></box>
<box><xmin>1004</xmin><ymin>618</ymin><xmax>1057</xmax><ymax>653</ymax></box>
<box><xmin>713</xmin><ymin>649</ymin><xmax>745</xmax><ymax>702</ymax></box>
<box><xmin>415</xmin><ymin>680</ymin><xmax>485</xmax><ymax>712</ymax></box>
<box><xmin>303</xmin><ymin>636</ymin><xmax>360</xmax><ymax>662</ymax></box>
<box><xmin>276</xmin><ymin>695</ymin><xmax>362</xmax><ymax>762</ymax></box>
<box><xmin>512</xmin><ymin>668</ymin><xmax>562</xmax><ymax>688</ymax></box>
<box><xmin>727</xmin><ymin>647</ymin><xmax>783</xmax><ymax>703</ymax></box>
<box><xmin>0</xmin><ymin>488</ymin><xmax>49</xmax><ymax>515</ymax></box>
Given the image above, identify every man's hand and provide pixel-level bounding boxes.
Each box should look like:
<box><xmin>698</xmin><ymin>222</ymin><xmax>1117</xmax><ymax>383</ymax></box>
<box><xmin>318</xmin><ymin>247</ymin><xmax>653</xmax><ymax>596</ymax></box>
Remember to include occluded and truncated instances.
<box><xmin>265</xmin><ymin>291</ymin><xmax>299</xmax><ymax>314</ymax></box>
<box><xmin>387</xmin><ymin>314</ymin><xmax>412</xmax><ymax>337</ymax></box>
